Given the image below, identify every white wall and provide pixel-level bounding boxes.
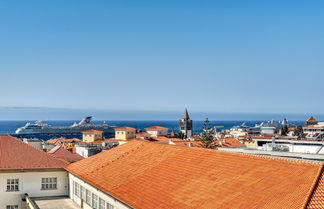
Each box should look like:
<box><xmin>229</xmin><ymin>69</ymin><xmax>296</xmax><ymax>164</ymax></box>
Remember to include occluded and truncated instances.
<box><xmin>0</xmin><ymin>170</ymin><xmax>68</xmax><ymax>209</ymax></box>
<box><xmin>76</xmin><ymin>146</ymin><xmax>89</xmax><ymax>158</ymax></box>
<box><xmin>69</xmin><ymin>173</ymin><xmax>132</xmax><ymax>209</ymax></box>
<box><xmin>287</xmin><ymin>144</ymin><xmax>322</xmax><ymax>154</ymax></box>
<box><xmin>147</xmin><ymin>129</ymin><xmax>168</xmax><ymax>137</ymax></box>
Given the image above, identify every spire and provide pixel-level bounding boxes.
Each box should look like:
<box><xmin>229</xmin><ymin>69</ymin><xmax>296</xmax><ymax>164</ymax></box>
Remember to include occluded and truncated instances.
<box><xmin>182</xmin><ymin>108</ymin><xmax>190</xmax><ymax>120</ymax></box>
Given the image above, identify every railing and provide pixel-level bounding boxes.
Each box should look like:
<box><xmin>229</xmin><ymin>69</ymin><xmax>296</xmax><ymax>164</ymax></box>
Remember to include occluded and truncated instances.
<box><xmin>24</xmin><ymin>194</ymin><xmax>40</xmax><ymax>209</ymax></box>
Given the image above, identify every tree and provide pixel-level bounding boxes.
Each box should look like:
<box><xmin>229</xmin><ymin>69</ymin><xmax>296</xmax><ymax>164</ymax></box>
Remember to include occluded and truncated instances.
<box><xmin>293</xmin><ymin>126</ymin><xmax>303</xmax><ymax>137</ymax></box>
<box><xmin>280</xmin><ymin>125</ymin><xmax>288</xmax><ymax>136</ymax></box>
<box><xmin>175</xmin><ymin>131</ymin><xmax>185</xmax><ymax>139</ymax></box>
<box><xmin>200</xmin><ymin>118</ymin><xmax>217</xmax><ymax>149</ymax></box>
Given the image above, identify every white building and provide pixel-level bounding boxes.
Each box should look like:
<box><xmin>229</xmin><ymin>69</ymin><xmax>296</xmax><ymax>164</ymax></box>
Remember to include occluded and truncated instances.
<box><xmin>0</xmin><ymin>135</ymin><xmax>69</xmax><ymax>209</ymax></box>
<box><xmin>303</xmin><ymin>117</ymin><xmax>324</xmax><ymax>139</ymax></box>
<box><xmin>145</xmin><ymin>126</ymin><xmax>168</xmax><ymax>137</ymax></box>
<box><xmin>65</xmin><ymin>140</ymin><xmax>324</xmax><ymax>209</ymax></box>
<box><xmin>75</xmin><ymin>144</ymin><xmax>101</xmax><ymax>158</ymax></box>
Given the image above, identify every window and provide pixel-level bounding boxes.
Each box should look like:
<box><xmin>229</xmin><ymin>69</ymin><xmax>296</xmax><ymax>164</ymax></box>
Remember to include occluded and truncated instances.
<box><xmin>99</xmin><ymin>198</ymin><xmax>106</xmax><ymax>209</ymax></box>
<box><xmin>107</xmin><ymin>203</ymin><xmax>114</xmax><ymax>209</ymax></box>
<box><xmin>6</xmin><ymin>206</ymin><xmax>18</xmax><ymax>209</ymax></box>
<box><xmin>74</xmin><ymin>182</ymin><xmax>80</xmax><ymax>197</ymax></box>
<box><xmin>81</xmin><ymin>186</ymin><xmax>86</xmax><ymax>200</ymax></box>
<box><xmin>86</xmin><ymin>189</ymin><xmax>92</xmax><ymax>205</ymax></box>
<box><xmin>7</xmin><ymin>179</ymin><xmax>19</xmax><ymax>191</ymax></box>
<box><xmin>92</xmin><ymin>194</ymin><xmax>98</xmax><ymax>208</ymax></box>
<box><xmin>42</xmin><ymin>178</ymin><xmax>57</xmax><ymax>190</ymax></box>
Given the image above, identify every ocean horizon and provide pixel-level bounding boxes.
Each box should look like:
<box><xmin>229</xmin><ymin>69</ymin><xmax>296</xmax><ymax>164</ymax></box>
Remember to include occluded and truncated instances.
<box><xmin>0</xmin><ymin>120</ymin><xmax>305</xmax><ymax>135</ymax></box>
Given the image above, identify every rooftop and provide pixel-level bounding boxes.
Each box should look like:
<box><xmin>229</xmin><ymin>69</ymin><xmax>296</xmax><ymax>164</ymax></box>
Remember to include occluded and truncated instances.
<box><xmin>67</xmin><ymin>140</ymin><xmax>323</xmax><ymax>209</ymax></box>
<box><xmin>145</xmin><ymin>126</ymin><xmax>168</xmax><ymax>130</ymax></box>
<box><xmin>48</xmin><ymin>137</ymin><xmax>81</xmax><ymax>145</ymax></box>
<box><xmin>114</xmin><ymin>126</ymin><xmax>137</xmax><ymax>131</ymax></box>
<box><xmin>31</xmin><ymin>196</ymin><xmax>80</xmax><ymax>209</ymax></box>
<box><xmin>0</xmin><ymin>135</ymin><xmax>68</xmax><ymax>171</ymax></box>
<box><xmin>215</xmin><ymin>137</ymin><xmax>244</xmax><ymax>147</ymax></box>
<box><xmin>47</xmin><ymin>146</ymin><xmax>84</xmax><ymax>163</ymax></box>
<box><xmin>307</xmin><ymin>116</ymin><xmax>319</xmax><ymax>122</ymax></box>
<box><xmin>81</xmin><ymin>129</ymin><xmax>104</xmax><ymax>133</ymax></box>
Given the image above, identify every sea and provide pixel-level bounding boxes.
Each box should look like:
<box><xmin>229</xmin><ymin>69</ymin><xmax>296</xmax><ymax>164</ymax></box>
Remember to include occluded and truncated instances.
<box><xmin>0</xmin><ymin>120</ymin><xmax>305</xmax><ymax>137</ymax></box>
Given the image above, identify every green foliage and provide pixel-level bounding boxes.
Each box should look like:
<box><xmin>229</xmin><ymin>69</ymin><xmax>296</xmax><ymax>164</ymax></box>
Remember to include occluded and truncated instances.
<box><xmin>280</xmin><ymin>125</ymin><xmax>288</xmax><ymax>136</ymax></box>
<box><xmin>175</xmin><ymin>131</ymin><xmax>185</xmax><ymax>139</ymax></box>
<box><xmin>200</xmin><ymin>118</ymin><xmax>216</xmax><ymax>149</ymax></box>
<box><xmin>293</xmin><ymin>126</ymin><xmax>303</xmax><ymax>137</ymax></box>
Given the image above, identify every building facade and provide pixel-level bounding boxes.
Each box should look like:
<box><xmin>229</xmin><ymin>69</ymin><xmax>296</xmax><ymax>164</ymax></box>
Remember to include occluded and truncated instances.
<box><xmin>1</xmin><ymin>171</ymin><xmax>68</xmax><ymax>208</ymax></box>
<box><xmin>115</xmin><ymin>127</ymin><xmax>137</xmax><ymax>140</ymax></box>
<box><xmin>69</xmin><ymin>173</ymin><xmax>131</xmax><ymax>209</ymax></box>
<box><xmin>0</xmin><ymin>135</ymin><xmax>69</xmax><ymax>209</ymax></box>
<box><xmin>82</xmin><ymin>129</ymin><xmax>104</xmax><ymax>142</ymax></box>
<box><xmin>145</xmin><ymin>126</ymin><xmax>168</xmax><ymax>137</ymax></box>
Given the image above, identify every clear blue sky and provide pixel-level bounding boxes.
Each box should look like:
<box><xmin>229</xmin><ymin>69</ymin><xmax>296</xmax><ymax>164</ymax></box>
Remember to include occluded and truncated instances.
<box><xmin>0</xmin><ymin>0</ymin><xmax>323</xmax><ymax>119</ymax></box>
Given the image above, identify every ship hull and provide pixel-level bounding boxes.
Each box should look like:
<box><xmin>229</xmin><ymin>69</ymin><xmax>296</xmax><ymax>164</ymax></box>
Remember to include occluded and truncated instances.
<box><xmin>12</xmin><ymin>132</ymin><xmax>114</xmax><ymax>140</ymax></box>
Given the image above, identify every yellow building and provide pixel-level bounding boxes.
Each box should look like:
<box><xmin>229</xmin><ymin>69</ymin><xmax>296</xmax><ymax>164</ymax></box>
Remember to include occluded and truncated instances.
<box><xmin>82</xmin><ymin>129</ymin><xmax>104</xmax><ymax>142</ymax></box>
<box><xmin>115</xmin><ymin>126</ymin><xmax>137</xmax><ymax>140</ymax></box>
<box><xmin>244</xmin><ymin>140</ymin><xmax>258</xmax><ymax>147</ymax></box>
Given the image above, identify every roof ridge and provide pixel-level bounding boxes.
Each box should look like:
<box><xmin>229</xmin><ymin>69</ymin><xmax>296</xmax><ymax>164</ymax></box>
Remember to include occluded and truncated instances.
<box><xmin>137</xmin><ymin>140</ymin><xmax>323</xmax><ymax>166</ymax></box>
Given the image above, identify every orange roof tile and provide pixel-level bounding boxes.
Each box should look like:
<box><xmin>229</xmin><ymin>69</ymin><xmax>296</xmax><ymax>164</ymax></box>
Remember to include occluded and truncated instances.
<box><xmin>136</xmin><ymin>132</ymin><xmax>150</xmax><ymax>135</ymax></box>
<box><xmin>115</xmin><ymin>126</ymin><xmax>137</xmax><ymax>131</ymax></box>
<box><xmin>152</xmin><ymin>136</ymin><xmax>175</xmax><ymax>142</ymax></box>
<box><xmin>307</xmin><ymin>166</ymin><xmax>324</xmax><ymax>209</ymax></box>
<box><xmin>0</xmin><ymin>135</ymin><xmax>68</xmax><ymax>170</ymax></box>
<box><xmin>47</xmin><ymin>146</ymin><xmax>84</xmax><ymax>163</ymax></box>
<box><xmin>67</xmin><ymin>140</ymin><xmax>323</xmax><ymax>209</ymax></box>
<box><xmin>145</xmin><ymin>126</ymin><xmax>168</xmax><ymax>130</ymax></box>
<box><xmin>48</xmin><ymin>137</ymin><xmax>81</xmax><ymax>146</ymax></box>
<box><xmin>172</xmin><ymin>140</ymin><xmax>202</xmax><ymax>147</ymax></box>
<box><xmin>307</xmin><ymin>116</ymin><xmax>318</xmax><ymax>122</ymax></box>
<box><xmin>305</xmin><ymin>125</ymin><xmax>324</xmax><ymax>129</ymax></box>
<box><xmin>81</xmin><ymin>129</ymin><xmax>104</xmax><ymax>133</ymax></box>
<box><xmin>215</xmin><ymin>138</ymin><xmax>244</xmax><ymax>147</ymax></box>
<box><xmin>190</xmin><ymin>135</ymin><xmax>201</xmax><ymax>140</ymax></box>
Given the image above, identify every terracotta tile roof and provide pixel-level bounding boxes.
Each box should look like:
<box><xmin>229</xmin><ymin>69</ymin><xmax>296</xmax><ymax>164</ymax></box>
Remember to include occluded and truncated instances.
<box><xmin>152</xmin><ymin>136</ymin><xmax>176</xmax><ymax>142</ymax></box>
<box><xmin>47</xmin><ymin>146</ymin><xmax>84</xmax><ymax>163</ymax></box>
<box><xmin>308</xmin><ymin>166</ymin><xmax>324</xmax><ymax>209</ymax></box>
<box><xmin>48</xmin><ymin>137</ymin><xmax>81</xmax><ymax>146</ymax></box>
<box><xmin>307</xmin><ymin>116</ymin><xmax>318</xmax><ymax>122</ymax></box>
<box><xmin>215</xmin><ymin>138</ymin><xmax>244</xmax><ymax>147</ymax></box>
<box><xmin>81</xmin><ymin>129</ymin><xmax>104</xmax><ymax>133</ymax></box>
<box><xmin>305</xmin><ymin>125</ymin><xmax>324</xmax><ymax>129</ymax></box>
<box><xmin>190</xmin><ymin>135</ymin><xmax>201</xmax><ymax>140</ymax></box>
<box><xmin>115</xmin><ymin>126</ymin><xmax>137</xmax><ymax>131</ymax></box>
<box><xmin>0</xmin><ymin>135</ymin><xmax>68</xmax><ymax>170</ymax></box>
<box><xmin>172</xmin><ymin>140</ymin><xmax>201</xmax><ymax>147</ymax></box>
<box><xmin>67</xmin><ymin>140</ymin><xmax>323</xmax><ymax>209</ymax></box>
<box><xmin>145</xmin><ymin>126</ymin><xmax>168</xmax><ymax>130</ymax></box>
<box><xmin>136</xmin><ymin>132</ymin><xmax>150</xmax><ymax>135</ymax></box>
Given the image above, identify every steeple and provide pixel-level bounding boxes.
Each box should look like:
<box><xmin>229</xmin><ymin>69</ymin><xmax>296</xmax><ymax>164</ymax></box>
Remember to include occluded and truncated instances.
<box><xmin>182</xmin><ymin>108</ymin><xmax>190</xmax><ymax>120</ymax></box>
<box><xmin>179</xmin><ymin>108</ymin><xmax>193</xmax><ymax>139</ymax></box>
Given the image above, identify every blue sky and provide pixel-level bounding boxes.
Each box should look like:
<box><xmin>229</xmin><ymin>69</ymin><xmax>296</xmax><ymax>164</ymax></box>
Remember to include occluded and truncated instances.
<box><xmin>0</xmin><ymin>1</ymin><xmax>323</xmax><ymax>119</ymax></box>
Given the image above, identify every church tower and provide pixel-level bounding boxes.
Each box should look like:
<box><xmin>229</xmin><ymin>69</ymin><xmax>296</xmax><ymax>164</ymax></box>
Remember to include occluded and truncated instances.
<box><xmin>179</xmin><ymin>108</ymin><xmax>193</xmax><ymax>138</ymax></box>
